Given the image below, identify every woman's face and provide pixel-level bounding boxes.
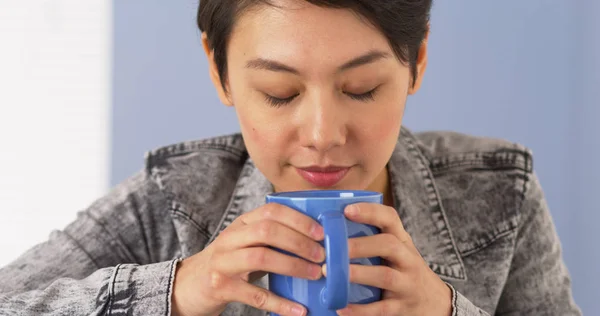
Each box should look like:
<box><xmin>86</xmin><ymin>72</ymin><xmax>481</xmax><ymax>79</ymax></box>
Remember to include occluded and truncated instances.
<box><xmin>204</xmin><ymin>0</ymin><xmax>427</xmax><ymax>193</ymax></box>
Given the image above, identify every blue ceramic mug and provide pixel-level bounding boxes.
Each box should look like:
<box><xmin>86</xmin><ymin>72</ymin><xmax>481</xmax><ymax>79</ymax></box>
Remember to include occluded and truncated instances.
<box><xmin>265</xmin><ymin>190</ymin><xmax>383</xmax><ymax>316</ymax></box>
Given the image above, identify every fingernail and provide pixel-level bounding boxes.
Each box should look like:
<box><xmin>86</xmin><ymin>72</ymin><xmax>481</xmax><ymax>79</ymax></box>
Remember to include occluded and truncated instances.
<box><xmin>345</xmin><ymin>205</ymin><xmax>358</xmax><ymax>216</ymax></box>
<box><xmin>311</xmin><ymin>223</ymin><xmax>324</xmax><ymax>239</ymax></box>
<box><xmin>321</xmin><ymin>264</ymin><xmax>327</xmax><ymax>277</ymax></box>
<box><xmin>291</xmin><ymin>305</ymin><xmax>306</xmax><ymax>316</ymax></box>
<box><xmin>337</xmin><ymin>308</ymin><xmax>351</xmax><ymax>316</ymax></box>
<box><xmin>312</xmin><ymin>246</ymin><xmax>325</xmax><ymax>262</ymax></box>
<box><xmin>309</xmin><ymin>264</ymin><xmax>322</xmax><ymax>279</ymax></box>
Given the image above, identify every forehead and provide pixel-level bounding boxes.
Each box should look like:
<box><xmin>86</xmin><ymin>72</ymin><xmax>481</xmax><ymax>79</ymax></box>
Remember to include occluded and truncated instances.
<box><xmin>228</xmin><ymin>0</ymin><xmax>393</xmax><ymax>71</ymax></box>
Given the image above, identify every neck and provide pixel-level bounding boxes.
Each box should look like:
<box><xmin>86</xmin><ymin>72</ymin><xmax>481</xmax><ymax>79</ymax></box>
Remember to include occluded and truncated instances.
<box><xmin>367</xmin><ymin>166</ymin><xmax>394</xmax><ymax>207</ymax></box>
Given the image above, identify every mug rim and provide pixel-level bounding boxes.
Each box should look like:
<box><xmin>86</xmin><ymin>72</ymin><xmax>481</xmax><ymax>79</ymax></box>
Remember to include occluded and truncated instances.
<box><xmin>267</xmin><ymin>190</ymin><xmax>382</xmax><ymax>201</ymax></box>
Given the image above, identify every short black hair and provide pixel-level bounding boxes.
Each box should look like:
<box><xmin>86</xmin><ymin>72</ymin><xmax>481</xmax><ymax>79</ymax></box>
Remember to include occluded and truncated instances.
<box><xmin>198</xmin><ymin>0</ymin><xmax>432</xmax><ymax>92</ymax></box>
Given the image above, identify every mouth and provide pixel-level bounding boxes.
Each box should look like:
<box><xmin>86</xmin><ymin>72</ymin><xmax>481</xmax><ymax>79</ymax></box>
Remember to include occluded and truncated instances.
<box><xmin>295</xmin><ymin>165</ymin><xmax>351</xmax><ymax>188</ymax></box>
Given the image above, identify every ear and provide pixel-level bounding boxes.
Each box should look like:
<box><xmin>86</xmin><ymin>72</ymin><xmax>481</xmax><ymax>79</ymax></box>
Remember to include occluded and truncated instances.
<box><xmin>202</xmin><ymin>33</ymin><xmax>233</xmax><ymax>106</ymax></box>
<box><xmin>408</xmin><ymin>29</ymin><xmax>429</xmax><ymax>95</ymax></box>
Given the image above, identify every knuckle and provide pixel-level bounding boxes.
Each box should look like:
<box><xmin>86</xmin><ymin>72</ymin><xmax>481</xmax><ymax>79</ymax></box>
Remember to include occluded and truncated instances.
<box><xmin>385</xmin><ymin>205</ymin><xmax>398</xmax><ymax>217</ymax></box>
<box><xmin>217</xmin><ymin>227</ymin><xmax>232</xmax><ymax>240</ymax></box>
<box><xmin>382</xmin><ymin>234</ymin><xmax>399</xmax><ymax>253</ymax></box>
<box><xmin>348</xmin><ymin>264</ymin><xmax>359</xmax><ymax>279</ymax></box>
<box><xmin>256</xmin><ymin>221</ymin><xmax>276</xmax><ymax>240</ymax></box>
<box><xmin>263</xmin><ymin>203</ymin><xmax>285</xmax><ymax>219</ymax></box>
<box><xmin>296</xmin><ymin>260</ymin><xmax>313</xmax><ymax>275</ymax></box>
<box><xmin>382</xmin><ymin>233</ymin><xmax>397</xmax><ymax>244</ymax></box>
<box><xmin>262</xmin><ymin>203</ymin><xmax>278</xmax><ymax>219</ymax></box>
<box><xmin>209</xmin><ymin>271</ymin><xmax>228</xmax><ymax>291</ymax></box>
<box><xmin>300</xmin><ymin>239</ymin><xmax>315</xmax><ymax>258</ymax></box>
<box><xmin>378</xmin><ymin>300</ymin><xmax>392</xmax><ymax>316</ymax></box>
<box><xmin>234</xmin><ymin>212</ymin><xmax>250</xmax><ymax>225</ymax></box>
<box><xmin>251</xmin><ymin>288</ymin><xmax>270</xmax><ymax>309</ymax></box>
<box><xmin>401</xmin><ymin>232</ymin><xmax>414</xmax><ymax>244</ymax></box>
<box><xmin>296</xmin><ymin>238</ymin><xmax>317</xmax><ymax>259</ymax></box>
<box><xmin>348</xmin><ymin>238</ymin><xmax>360</xmax><ymax>255</ymax></box>
<box><xmin>247</xmin><ymin>248</ymin><xmax>269</xmax><ymax>267</ymax></box>
<box><xmin>382</xmin><ymin>267</ymin><xmax>398</xmax><ymax>290</ymax></box>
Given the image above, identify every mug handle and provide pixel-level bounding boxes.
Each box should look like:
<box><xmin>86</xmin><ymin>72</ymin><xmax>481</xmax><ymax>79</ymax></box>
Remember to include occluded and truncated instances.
<box><xmin>319</xmin><ymin>211</ymin><xmax>349</xmax><ymax>310</ymax></box>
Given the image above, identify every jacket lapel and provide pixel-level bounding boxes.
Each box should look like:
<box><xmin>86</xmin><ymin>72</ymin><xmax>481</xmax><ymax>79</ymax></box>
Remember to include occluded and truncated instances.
<box><xmin>388</xmin><ymin>128</ymin><xmax>466</xmax><ymax>280</ymax></box>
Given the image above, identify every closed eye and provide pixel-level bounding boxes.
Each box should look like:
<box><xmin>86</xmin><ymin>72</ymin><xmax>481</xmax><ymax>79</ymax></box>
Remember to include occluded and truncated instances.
<box><xmin>345</xmin><ymin>88</ymin><xmax>378</xmax><ymax>102</ymax></box>
<box><xmin>265</xmin><ymin>94</ymin><xmax>299</xmax><ymax>107</ymax></box>
<box><xmin>265</xmin><ymin>87</ymin><xmax>378</xmax><ymax>107</ymax></box>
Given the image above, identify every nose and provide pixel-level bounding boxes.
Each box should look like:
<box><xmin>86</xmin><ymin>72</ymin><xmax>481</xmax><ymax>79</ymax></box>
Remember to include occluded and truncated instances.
<box><xmin>297</xmin><ymin>92</ymin><xmax>347</xmax><ymax>152</ymax></box>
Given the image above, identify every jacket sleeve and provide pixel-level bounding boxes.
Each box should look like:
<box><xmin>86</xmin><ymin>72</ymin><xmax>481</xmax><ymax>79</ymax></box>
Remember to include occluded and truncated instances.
<box><xmin>494</xmin><ymin>173</ymin><xmax>581</xmax><ymax>315</ymax></box>
<box><xmin>0</xmin><ymin>171</ymin><xmax>182</xmax><ymax>315</ymax></box>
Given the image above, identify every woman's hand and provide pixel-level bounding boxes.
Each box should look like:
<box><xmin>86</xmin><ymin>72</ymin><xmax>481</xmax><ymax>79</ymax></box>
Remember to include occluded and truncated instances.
<box><xmin>171</xmin><ymin>203</ymin><xmax>326</xmax><ymax>316</ymax></box>
<box><xmin>327</xmin><ymin>203</ymin><xmax>452</xmax><ymax>316</ymax></box>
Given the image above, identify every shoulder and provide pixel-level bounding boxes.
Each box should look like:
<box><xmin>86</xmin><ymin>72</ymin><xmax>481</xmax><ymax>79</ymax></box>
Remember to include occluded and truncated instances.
<box><xmin>142</xmin><ymin>132</ymin><xmax>248</xmax><ymax>203</ymax></box>
<box><xmin>142</xmin><ymin>133</ymin><xmax>249</xmax><ymax>240</ymax></box>
<box><xmin>144</xmin><ymin>133</ymin><xmax>247</xmax><ymax>180</ymax></box>
<box><xmin>406</xmin><ymin>129</ymin><xmax>535</xmax><ymax>256</ymax></box>
<box><xmin>411</xmin><ymin>130</ymin><xmax>532</xmax><ymax>175</ymax></box>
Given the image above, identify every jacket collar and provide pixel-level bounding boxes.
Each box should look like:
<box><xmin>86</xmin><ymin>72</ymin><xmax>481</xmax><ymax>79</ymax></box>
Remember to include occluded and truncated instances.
<box><xmin>387</xmin><ymin>128</ymin><xmax>466</xmax><ymax>280</ymax></box>
<box><xmin>215</xmin><ymin>127</ymin><xmax>466</xmax><ymax>281</ymax></box>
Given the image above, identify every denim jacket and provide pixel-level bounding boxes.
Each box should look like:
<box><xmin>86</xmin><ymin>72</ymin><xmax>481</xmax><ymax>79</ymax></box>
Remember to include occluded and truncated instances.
<box><xmin>0</xmin><ymin>128</ymin><xmax>581</xmax><ymax>315</ymax></box>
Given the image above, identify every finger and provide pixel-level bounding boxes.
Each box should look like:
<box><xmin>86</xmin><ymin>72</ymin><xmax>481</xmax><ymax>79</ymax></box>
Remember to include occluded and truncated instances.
<box><xmin>218</xmin><ymin>279</ymin><xmax>308</xmax><ymax>316</ymax></box>
<box><xmin>322</xmin><ymin>263</ymin><xmax>405</xmax><ymax>292</ymax></box>
<box><xmin>346</xmin><ymin>264</ymin><xmax>405</xmax><ymax>292</ymax></box>
<box><xmin>214</xmin><ymin>247</ymin><xmax>323</xmax><ymax>281</ymax></box>
<box><xmin>336</xmin><ymin>300</ymin><xmax>402</xmax><ymax>316</ymax></box>
<box><xmin>217</xmin><ymin>220</ymin><xmax>325</xmax><ymax>263</ymax></box>
<box><xmin>233</xmin><ymin>203</ymin><xmax>324</xmax><ymax>240</ymax></box>
<box><xmin>344</xmin><ymin>203</ymin><xmax>411</xmax><ymax>243</ymax></box>
<box><xmin>347</xmin><ymin>233</ymin><xmax>413</xmax><ymax>265</ymax></box>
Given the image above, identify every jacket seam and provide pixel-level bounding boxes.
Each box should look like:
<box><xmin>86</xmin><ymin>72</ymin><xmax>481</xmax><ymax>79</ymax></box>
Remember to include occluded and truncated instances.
<box><xmin>401</xmin><ymin>130</ymin><xmax>467</xmax><ymax>280</ymax></box>
<box><xmin>84</xmin><ymin>212</ymin><xmax>138</xmax><ymax>263</ymax></box>
<box><xmin>107</xmin><ymin>264</ymin><xmax>123</xmax><ymax>315</ymax></box>
<box><xmin>206</xmin><ymin>160</ymin><xmax>256</xmax><ymax>246</ymax></box>
<box><xmin>428</xmin><ymin>148</ymin><xmax>533</xmax><ymax>173</ymax></box>
<box><xmin>146</xmin><ymin>143</ymin><xmax>244</xmax><ymax>168</ymax></box>
<box><xmin>430</xmin><ymin>156</ymin><xmax>532</xmax><ymax>175</ymax></box>
<box><xmin>431</xmin><ymin>161</ymin><xmax>531</xmax><ymax>175</ymax></box>
<box><xmin>126</xmin><ymin>193</ymin><xmax>153</xmax><ymax>264</ymax></box>
<box><xmin>165</xmin><ymin>259</ymin><xmax>181</xmax><ymax>316</ymax></box>
<box><xmin>447</xmin><ymin>282</ymin><xmax>458</xmax><ymax>316</ymax></box>
<box><xmin>517</xmin><ymin>153</ymin><xmax>531</xmax><ymax>219</ymax></box>
<box><xmin>170</xmin><ymin>207</ymin><xmax>212</xmax><ymax>239</ymax></box>
<box><xmin>429</xmin><ymin>149</ymin><xmax>530</xmax><ymax>159</ymax></box>
<box><xmin>460</xmin><ymin>225</ymin><xmax>518</xmax><ymax>257</ymax></box>
<box><xmin>61</xmin><ymin>230</ymin><xmax>102</xmax><ymax>269</ymax></box>
<box><xmin>146</xmin><ymin>172</ymin><xmax>185</xmax><ymax>258</ymax></box>
<box><xmin>510</xmin><ymin>152</ymin><xmax>532</xmax><ymax>264</ymax></box>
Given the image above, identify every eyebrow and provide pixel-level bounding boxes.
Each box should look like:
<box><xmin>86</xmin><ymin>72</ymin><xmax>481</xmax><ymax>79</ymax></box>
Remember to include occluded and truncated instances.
<box><xmin>245</xmin><ymin>50</ymin><xmax>391</xmax><ymax>75</ymax></box>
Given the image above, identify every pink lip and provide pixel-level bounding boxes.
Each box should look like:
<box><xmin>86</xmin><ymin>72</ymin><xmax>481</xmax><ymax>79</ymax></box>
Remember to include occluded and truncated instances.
<box><xmin>296</xmin><ymin>166</ymin><xmax>351</xmax><ymax>187</ymax></box>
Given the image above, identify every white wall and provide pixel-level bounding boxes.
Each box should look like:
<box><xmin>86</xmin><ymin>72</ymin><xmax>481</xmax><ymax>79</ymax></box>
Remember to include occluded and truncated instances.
<box><xmin>0</xmin><ymin>1</ymin><xmax>111</xmax><ymax>266</ymax></box>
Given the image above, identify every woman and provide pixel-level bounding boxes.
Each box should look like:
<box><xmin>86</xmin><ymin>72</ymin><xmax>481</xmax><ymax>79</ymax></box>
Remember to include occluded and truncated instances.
<box><xmin>0</xmin><ymin>0</ymin><xmax>581</xmax><ymax>315</ymax></box>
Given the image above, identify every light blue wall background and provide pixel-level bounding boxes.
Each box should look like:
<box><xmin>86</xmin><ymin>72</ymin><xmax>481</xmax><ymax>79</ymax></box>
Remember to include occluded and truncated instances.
<box><xmin>113</xmin><ymin>1</ymin><xmax>599</xmax><ymax>313</ymax></box>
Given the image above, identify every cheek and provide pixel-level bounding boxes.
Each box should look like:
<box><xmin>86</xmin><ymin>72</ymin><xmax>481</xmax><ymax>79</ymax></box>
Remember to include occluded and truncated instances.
<box><xmin>365</xmin><ymin>101</ymin><xmax>405</xmax><ymax>142</ymax></box>
<box><xmin>237</xmin><ymin>109</ymin><xmax>267</xmax><ymax>150</ymax></box>
<box><xmin>376</xmin><ymin>110</ymin><xmax>403</xmax><ymax>138</ymax></box>
<box><xmin>240</xmin><ymin>114</ymin><xmax>279</xmax><ymax>142</ymax></box>
<box><xmin>354</xmin><ymin>99</ymin><xmax>405</xmax><ymax>169</ymax></box>
<box><xmin>235</xmin><ymin>106</ymin><xmax>288</xmax><ymax>163</ymax></box>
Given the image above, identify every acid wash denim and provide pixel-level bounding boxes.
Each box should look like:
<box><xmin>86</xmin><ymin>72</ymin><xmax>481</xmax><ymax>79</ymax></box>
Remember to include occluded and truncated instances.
<box><xmin>0</xmin><ymin>127</ymin><xmax>581</xmax><ymax>315</ymax></box>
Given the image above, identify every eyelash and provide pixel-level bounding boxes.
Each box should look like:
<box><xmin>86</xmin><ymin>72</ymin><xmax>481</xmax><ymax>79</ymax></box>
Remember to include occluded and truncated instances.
<box><xmin>265</xmin><ymin>94</ymin><xmax>299</xmax><ymax>107</ymax></box>
<box><xmin>264</xmin><ymin>88</ymin><xmax>379</xmax><ymax>108</ymax></box>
